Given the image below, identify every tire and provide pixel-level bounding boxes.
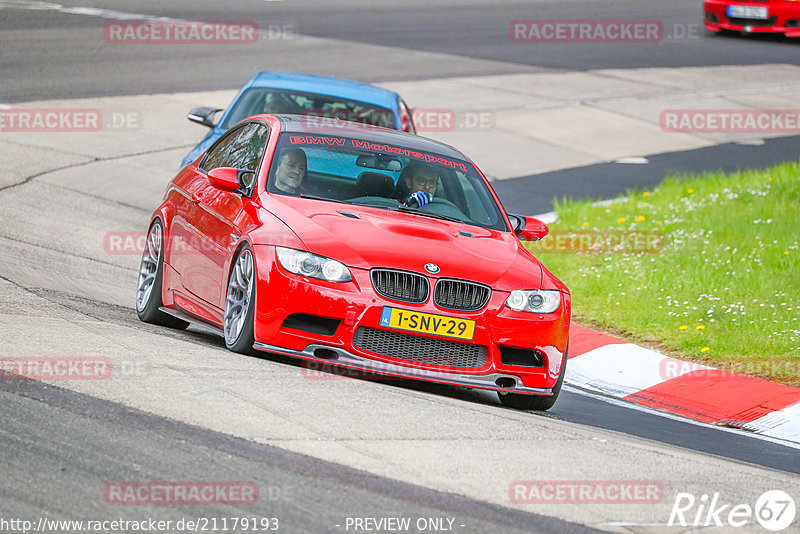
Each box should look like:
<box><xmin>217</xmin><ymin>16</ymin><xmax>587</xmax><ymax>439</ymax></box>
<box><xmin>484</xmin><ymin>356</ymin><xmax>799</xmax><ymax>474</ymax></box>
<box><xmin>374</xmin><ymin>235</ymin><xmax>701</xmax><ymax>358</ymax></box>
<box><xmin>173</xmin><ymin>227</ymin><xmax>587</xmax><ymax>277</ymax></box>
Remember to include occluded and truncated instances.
<box><xmin>223</xmin><ymin>244</ymin><xmax>256</xmax><ymax>354</ymax></box>
<box><xmin>498</xmin><ymin>343</ymin><xmax>568</xmax><ymax>411</ymax></box>
<box><xmin>136</xmin><ymin>219</ymin><xmax>189</xmax><ymax>329</ymax></box>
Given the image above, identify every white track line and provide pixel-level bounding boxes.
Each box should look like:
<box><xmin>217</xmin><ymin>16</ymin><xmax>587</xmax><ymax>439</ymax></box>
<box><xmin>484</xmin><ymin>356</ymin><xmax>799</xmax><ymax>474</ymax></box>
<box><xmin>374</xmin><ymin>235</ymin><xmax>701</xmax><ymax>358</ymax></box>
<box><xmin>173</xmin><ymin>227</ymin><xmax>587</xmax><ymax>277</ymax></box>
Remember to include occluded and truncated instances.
<box><xmin>60</xmin><ymin>7</ymin><xmax>175</xmax><ymax>21</ymax></box>
<box><xmin>2</xmin><ymin>2</ymin><xmax>183</xmax><ymax>21</ymax></box>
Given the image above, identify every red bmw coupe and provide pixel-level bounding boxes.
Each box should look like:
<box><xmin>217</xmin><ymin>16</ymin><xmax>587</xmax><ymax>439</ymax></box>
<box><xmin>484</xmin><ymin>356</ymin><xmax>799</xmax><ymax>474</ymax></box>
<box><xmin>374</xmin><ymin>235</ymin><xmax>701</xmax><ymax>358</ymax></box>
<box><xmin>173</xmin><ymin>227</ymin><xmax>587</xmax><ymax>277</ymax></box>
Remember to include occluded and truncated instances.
<box><xmin>704</xmin><ymin>0</ymin><xmax>800</xmax><ymax>37</ymax></box>
<box><xmin>136</xmin><ymin>115</ymin><xmax>571</xmax><ymax>410</ymax></box>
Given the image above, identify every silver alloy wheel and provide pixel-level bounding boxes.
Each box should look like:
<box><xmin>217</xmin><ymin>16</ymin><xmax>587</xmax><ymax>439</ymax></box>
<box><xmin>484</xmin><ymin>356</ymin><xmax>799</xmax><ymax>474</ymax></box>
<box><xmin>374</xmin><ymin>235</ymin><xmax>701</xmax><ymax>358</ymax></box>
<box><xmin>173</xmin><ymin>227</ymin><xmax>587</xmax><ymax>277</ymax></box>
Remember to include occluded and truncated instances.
<box><xmin>136</xmin><ymin>221</ymin><xmax>162</xmax><ymax>312</ymax></box>
<box><xmin>224</xmin><ymin>248</ymin><xmax>254</xmax><ymax>345</ymax></box>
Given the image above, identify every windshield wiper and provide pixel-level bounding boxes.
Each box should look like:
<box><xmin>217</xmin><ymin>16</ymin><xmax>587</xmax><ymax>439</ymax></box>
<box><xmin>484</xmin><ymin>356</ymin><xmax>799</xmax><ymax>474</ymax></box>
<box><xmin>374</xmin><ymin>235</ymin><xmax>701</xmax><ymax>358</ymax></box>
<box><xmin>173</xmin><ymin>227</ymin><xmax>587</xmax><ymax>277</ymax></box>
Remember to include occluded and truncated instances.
<box><xmin>395</xmin><ymin>206</ymin><xmax>465</xmax><ymax>224</ymax></box>
<box><xmin>299</xmin><ymin>194</ymin><xmax>349</xmax><ymax>205</ymax></box>
<box><xmin>297</xmin><ymin>195</ymin><xmax>466</xmax><ymax>223</ymax></box>
<box><xmin>347</xmin><ymin>201</ymin><xmax>392</xmax><ymax>210</ymax></box>
<box><xmin>300</xmin><ymin>195</ymin><xmax>399</xmax><ymax>212</ymax></box>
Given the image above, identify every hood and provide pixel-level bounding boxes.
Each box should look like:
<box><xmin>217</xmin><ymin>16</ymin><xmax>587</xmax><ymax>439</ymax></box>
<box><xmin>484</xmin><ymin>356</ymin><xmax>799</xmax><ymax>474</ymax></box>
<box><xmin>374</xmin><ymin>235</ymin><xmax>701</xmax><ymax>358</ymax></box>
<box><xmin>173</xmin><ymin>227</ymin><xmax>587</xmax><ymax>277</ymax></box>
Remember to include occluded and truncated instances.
<box><xmin>262</xmin><ymin>196</ymin><xmax>543</xmax><ymax>291</ymax></box>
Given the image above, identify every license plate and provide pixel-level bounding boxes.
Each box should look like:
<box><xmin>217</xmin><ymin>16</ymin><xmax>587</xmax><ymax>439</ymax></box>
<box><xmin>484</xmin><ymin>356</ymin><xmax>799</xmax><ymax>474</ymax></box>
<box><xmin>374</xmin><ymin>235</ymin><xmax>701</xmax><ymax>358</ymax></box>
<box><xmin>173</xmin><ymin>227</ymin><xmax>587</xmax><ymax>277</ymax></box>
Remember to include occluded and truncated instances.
<box><xmin>727</xmin><ymin>5</ymin><xmax>768</xmax><ymax>19</ymax></box>
<box><xmin>379</xmin><ymin>307</ymin><xmax>476</xmax><ymax>340</ymax></box>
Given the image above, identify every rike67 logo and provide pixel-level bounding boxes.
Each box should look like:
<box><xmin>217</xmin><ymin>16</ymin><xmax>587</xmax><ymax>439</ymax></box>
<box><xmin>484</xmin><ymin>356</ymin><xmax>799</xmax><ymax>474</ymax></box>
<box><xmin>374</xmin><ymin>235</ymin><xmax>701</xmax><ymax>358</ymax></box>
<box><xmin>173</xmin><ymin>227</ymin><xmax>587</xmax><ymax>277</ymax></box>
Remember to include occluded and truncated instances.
<box><xmin>669</xmin><ymin>490</ymin><xmax>796</xmax><ymax>531</ymax></box>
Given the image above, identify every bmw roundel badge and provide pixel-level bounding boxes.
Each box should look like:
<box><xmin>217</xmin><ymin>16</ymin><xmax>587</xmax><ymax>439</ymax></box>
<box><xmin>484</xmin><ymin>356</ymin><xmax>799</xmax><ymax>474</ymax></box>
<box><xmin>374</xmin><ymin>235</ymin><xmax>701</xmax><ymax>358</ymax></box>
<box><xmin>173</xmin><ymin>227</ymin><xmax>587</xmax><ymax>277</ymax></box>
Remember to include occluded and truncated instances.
<box><xmin>424</xmin><ymin>263</ymin><xmax>440</xmax><ymax>274</ymax></box>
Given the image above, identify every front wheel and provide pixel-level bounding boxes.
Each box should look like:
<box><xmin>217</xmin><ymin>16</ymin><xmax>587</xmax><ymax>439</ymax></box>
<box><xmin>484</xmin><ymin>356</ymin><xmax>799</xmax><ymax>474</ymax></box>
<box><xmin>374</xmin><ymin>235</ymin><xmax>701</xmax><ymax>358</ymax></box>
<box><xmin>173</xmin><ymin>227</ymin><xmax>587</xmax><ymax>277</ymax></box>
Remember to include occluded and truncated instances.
<box><xmin>224</xmin><ymin>244</ymin><xmax>256</xmax><ymax>354</ymax></box>
<box><xmin>136</xmin><ymin>219</ymin><xmax>189</xmax><ymax>329</ymax></box>
<box><xmin>498</xmin><ymin>344</ymin><xmax>567</xmax><ymax>411</ymax></box>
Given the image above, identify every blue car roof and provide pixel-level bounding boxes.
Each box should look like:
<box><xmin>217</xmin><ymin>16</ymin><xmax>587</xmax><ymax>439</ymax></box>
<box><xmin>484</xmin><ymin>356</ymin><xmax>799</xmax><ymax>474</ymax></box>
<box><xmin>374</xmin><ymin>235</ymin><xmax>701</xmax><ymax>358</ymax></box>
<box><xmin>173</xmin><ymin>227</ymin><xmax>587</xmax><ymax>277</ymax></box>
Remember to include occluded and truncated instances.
<box><xmin>247</xmin><ymin>72</ymin><xmax>400</xmax><ymax>109</ymax></box>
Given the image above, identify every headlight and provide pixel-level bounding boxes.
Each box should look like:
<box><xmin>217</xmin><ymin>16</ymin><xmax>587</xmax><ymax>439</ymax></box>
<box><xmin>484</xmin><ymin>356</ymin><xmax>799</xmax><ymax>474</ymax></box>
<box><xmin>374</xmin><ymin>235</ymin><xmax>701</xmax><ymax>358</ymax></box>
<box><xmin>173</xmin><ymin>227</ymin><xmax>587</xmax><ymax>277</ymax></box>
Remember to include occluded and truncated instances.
<box><xmin>505</xmin><ymin>289</ymin><xmax>560</xmax><ymax>313</ymax></box>
<box><xmin>276</xmin><ymin>247</ymin><xmax>352</xmax><ymax>282</ymax></box>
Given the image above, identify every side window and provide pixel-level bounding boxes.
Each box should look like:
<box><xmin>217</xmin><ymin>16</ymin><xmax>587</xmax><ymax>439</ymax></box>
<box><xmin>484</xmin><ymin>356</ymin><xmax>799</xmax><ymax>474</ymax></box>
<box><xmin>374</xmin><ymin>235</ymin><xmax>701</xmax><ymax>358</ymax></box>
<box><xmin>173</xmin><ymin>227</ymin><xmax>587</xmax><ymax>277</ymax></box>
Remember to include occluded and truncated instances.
<box><xmin>226</xmin><ymin>123</ymin><xmax>270</xmax><ymax>172</ymax></box>
<box><xmin>201</xmin><ymin>123</ymin><xmax>270</xmax><ymax>173</ymax></box>
<box><xmin>200</xmin><ymin>125</ymin><xmax>246</xmax><ymax>172</ymax></box>
<box><xmin>399</xmin><ymin>100</ymin><xmax>416</xmax><ymax>133</ymax></box>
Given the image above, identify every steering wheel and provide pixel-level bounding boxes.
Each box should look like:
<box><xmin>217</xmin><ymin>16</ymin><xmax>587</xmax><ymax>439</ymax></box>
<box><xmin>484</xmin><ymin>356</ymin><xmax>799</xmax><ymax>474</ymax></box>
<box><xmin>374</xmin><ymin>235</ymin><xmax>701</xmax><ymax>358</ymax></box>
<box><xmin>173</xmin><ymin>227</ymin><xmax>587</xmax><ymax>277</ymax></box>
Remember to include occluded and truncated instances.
<box><xmin>428</xmin><ymin>198</ymin><xmax>461</xmax><ymax>210</ymax></box>
<box><xmin>422</xmin><ymin>198</ymin><xmax>468</xmax><ymax>219</ymax></box>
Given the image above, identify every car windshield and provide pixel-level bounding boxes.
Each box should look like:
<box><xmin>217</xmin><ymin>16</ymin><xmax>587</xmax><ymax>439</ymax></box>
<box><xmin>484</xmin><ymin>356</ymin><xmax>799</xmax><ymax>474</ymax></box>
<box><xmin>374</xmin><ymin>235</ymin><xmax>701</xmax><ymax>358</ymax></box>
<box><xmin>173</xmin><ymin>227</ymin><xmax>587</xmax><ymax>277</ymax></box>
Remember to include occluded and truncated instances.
<box><xmin>222</xmin><ymin>88</ymin><xmax>395</xmax><ymax>129</ymax></box>
<box><xmin>266</xmin><ymin>134</ymin><xmax>509</xmax><ymax>231</ymax></box>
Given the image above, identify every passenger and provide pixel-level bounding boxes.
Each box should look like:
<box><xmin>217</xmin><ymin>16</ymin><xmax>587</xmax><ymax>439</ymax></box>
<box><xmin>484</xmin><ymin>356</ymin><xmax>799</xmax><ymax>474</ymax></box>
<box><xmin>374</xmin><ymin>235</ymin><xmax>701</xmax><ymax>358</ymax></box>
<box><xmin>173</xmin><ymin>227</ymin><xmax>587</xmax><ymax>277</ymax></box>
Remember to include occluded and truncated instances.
<box><xmin>273</xmin><ymin>147</ymin><xmax>308</xmax><ymax>195</ymax></box>
<box><xmin>395</xmin><ymin>163</ymin><xmax>439</xmax><ymax>207</ymax></box>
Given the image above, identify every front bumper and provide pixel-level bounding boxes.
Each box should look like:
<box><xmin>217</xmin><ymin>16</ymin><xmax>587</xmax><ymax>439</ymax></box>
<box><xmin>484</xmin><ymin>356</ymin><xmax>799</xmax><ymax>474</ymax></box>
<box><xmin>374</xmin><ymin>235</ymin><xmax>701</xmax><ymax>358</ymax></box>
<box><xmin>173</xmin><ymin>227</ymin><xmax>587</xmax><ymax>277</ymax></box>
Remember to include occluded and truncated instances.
<box><xmin>704</xmin><ymin>1</ymin><xmax>800</xmax><ymax>36</ymax></box>
<box><xmin>251</xmin><ymin>245</ymin><xmax>570</xmax><ymax>395</ymax></box>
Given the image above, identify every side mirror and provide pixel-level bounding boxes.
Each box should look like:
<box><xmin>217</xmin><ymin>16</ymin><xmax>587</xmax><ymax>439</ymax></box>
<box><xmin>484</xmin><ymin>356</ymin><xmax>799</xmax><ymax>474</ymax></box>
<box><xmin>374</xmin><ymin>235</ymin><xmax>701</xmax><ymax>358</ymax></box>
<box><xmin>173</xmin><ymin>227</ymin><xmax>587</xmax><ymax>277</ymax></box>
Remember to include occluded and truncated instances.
<box><xmin>187</xmin><ymin>107</ymin><xmax>222</xmax><ymax>128</ymax></box>
<box><xmin>207</xmin><ymin>167</ymin><xmax>241</xmax><ymax>192</ymax></box>
<box><xmin>511</xmin><ymin>215</ymin><xmax>549</xmax><ymax>242</ymax></box>
<box><xmin>207</xmin><ymin>167</ymin><xmax>256</xmax><ymax>194</ymax></box>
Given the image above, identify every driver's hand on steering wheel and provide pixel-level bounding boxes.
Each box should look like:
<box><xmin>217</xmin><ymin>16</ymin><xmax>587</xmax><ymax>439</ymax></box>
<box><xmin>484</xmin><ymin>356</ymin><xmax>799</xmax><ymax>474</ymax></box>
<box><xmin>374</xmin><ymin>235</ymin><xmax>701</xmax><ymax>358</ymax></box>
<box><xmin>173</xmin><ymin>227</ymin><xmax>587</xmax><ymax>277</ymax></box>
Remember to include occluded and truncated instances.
<box><xmin>406</xmin><ymin>191</ymin><xmax>433</xmax><ymax>208</ymax></box>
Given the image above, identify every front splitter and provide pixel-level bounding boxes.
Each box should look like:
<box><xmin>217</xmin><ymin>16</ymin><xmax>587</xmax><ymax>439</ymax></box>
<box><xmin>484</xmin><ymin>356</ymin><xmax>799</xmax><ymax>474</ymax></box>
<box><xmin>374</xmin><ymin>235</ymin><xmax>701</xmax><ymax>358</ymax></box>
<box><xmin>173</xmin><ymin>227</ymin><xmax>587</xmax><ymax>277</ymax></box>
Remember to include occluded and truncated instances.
<box><xmin>253</xmin><ymin>341</ymin><xmax>552</xmax><ymax>396</ymax></box>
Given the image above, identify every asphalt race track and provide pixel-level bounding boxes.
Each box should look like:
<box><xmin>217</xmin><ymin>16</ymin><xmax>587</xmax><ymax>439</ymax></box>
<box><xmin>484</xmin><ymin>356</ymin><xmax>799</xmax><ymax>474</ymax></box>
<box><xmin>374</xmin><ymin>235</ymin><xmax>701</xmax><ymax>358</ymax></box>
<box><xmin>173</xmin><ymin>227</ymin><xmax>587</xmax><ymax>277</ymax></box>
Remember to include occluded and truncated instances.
<box><xmin>1</xmin><ymin>1</ymin><xmax>799</xmax><ymax>533</ymax></box>
<box><xmin>1</xmin><ymin>375</ymin><xmax>597</xmax><ymax>534</ymax></box>
<box><xmin>3</xmin><ymin>0</ymin><xmax>800</xmax><ymax>102</ymax></box>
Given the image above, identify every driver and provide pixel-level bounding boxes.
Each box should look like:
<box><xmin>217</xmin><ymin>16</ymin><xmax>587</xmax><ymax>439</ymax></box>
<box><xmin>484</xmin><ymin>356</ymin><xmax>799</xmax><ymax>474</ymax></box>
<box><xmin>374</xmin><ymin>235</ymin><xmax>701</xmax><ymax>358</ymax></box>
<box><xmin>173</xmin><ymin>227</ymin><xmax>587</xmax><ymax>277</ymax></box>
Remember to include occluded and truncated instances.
<box><xmin>262</xmin><ymin>93</ymin><xmax>302</xmax><ymax>115</ymax></box>
<box><xmin>273</xmin><ymin>147</ymin><xmax>308</xmax><ymax>195</ymax></box>
<box><xmin>395</xmin><ymin>163</ymin><xmax>439</xmax><ymax>207</ymax></box>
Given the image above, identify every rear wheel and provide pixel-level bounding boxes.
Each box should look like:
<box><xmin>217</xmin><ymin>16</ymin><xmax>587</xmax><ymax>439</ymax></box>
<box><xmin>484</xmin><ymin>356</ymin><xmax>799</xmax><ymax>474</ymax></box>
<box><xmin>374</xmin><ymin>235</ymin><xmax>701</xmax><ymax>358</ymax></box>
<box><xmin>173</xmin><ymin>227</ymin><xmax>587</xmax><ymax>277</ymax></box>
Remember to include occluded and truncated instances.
<box><xmin>498</xmin><ymin>344</ymin><xmax>568</xmax><ymax>411</ymax></box>
<box><xmin>224</xmin><ymin>245</ymin><xmax>256</xmax><ymax>354</ymax></box>
<box><xmin>136</xmin><ymin>219</ymin><xmax>189</xmax><ymax>329</ymax></box>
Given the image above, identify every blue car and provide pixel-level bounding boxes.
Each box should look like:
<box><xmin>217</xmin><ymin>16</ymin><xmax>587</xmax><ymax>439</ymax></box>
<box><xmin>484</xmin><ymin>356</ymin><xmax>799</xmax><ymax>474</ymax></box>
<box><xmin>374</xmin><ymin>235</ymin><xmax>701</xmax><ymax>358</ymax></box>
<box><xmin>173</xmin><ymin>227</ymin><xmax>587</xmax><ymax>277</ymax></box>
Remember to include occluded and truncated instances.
<box><xmin>181</xmin><ymin>72</ymin><xmax>417</xmax><ymax>168</ymax></box>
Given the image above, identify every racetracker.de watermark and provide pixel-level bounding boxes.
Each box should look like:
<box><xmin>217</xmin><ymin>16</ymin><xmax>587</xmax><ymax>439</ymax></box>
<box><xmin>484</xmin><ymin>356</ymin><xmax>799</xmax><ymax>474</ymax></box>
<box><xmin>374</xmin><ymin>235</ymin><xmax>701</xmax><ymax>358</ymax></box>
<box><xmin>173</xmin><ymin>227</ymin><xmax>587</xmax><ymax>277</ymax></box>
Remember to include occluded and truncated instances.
<box><xmin>509</xmin><ymin>480</ymin><xmax>664</xmax><ymax>504</ymax></box>
<box><xmin>1</xmin><ymin>357</ymin><xmax>112</xmax><ymax>380</ymax></box>
<box><xmin>0</xmin><ymin>516</ymin><xmax>279</xmax><ymax>533</ymax></box>
<box><xmin>659</xmin><ymin>358</ymin><xmax>800</xmax><ymax>381</ymax></box>
<box><xmin>661</xmin><ymin>110</ymin><xmax>800</xmax><ymax>134</ymax></box>
<box><xmin>511</xmin><ymin>19</ymin><xmax>660</xmax><ymax>42</ymax></box>
<box><xmin>0</xmin><ymin>109</ymin><xmax>141</xmax><ymax>132</ymax></box>
<box><xmin>509</xmin><ymin>20</ymin><xmax>700</xmax><ymax>43</ymax></box>
<box><xmin>104</xmin><ymin>20</ymin><xmax>259</xmax><ymax>44</ymax></box>
<box><xmin>413</xmin><ymin>109</ymin><xmax>494</xmax><ymax>132</ymax></box>
<box><xmin>105</xmin><ymin>231</ymin><xmax>177</xmax><ymax>256</ymax></box>
<box><xmin>533</xmin><ymin>230</ymin><xmax>664</xmax><ymax>254</ymax></box>
<box><xmin>295</xmin><ymin>109</ymin><xmax>394</xmax><ymax>129</ymax></box>
<box><xmin>106</xmin><ymin>231</ymin><xmax>239</xmax><ymax>256</ymax></box>
<box><xmin>104</xmin><ymin>482</ymin><xmax>259</xmax><ymax>506</ymax></box>
<box><xmin>300</xmin><ymin>360</ymin><xmax>461</xmax><ymax>381</ymax></box>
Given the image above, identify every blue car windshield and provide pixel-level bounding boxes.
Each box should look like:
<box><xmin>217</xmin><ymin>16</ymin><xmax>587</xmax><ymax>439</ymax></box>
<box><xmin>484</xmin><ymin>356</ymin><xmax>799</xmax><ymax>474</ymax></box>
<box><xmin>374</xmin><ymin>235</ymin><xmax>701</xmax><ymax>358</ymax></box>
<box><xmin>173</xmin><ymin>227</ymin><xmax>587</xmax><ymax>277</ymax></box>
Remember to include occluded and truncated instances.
<box><xmin>223</xmin><ymin>88</ymin><xmax>396</xmax><ymax>130</ymax></box>
<box><xmin>266</xmin><ymin>134</ymin><xmax>508</xmax><ymax>232</ymax></box>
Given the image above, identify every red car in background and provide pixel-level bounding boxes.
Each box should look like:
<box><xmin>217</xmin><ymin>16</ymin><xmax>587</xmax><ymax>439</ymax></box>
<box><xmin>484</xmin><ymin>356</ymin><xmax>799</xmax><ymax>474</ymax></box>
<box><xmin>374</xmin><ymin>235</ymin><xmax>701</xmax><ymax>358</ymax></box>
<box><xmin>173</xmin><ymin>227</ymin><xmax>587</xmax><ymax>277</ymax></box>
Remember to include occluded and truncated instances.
<box><xmin>136</xmin><ymin>115</ymin><xmax>570</xmax><ymax>410</ymax></box>
<box><xmin>704</xmin><ymin>0</ymin><xmax>800</xmax><ymax>37</ymax></box>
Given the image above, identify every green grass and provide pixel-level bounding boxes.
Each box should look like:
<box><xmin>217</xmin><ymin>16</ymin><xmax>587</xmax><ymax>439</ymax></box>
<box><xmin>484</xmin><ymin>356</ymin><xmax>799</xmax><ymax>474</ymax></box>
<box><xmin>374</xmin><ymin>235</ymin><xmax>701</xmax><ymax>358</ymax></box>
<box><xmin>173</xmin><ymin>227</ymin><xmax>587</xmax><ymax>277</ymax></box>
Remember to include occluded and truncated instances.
<box><xmin>527</xmin><ymin>162</ymin><xmax>800</xmax><ymax>386</ymax></box>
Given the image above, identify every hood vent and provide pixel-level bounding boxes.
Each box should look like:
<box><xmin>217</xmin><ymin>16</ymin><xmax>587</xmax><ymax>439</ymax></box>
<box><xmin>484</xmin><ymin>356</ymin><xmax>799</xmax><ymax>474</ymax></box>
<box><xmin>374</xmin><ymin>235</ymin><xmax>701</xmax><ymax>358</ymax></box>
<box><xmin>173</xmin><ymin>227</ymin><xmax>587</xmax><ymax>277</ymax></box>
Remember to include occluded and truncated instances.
<box><xmin>337</xmin><ymin>210</ymin><xmax>361</xmax><ymax>219</ymax></box>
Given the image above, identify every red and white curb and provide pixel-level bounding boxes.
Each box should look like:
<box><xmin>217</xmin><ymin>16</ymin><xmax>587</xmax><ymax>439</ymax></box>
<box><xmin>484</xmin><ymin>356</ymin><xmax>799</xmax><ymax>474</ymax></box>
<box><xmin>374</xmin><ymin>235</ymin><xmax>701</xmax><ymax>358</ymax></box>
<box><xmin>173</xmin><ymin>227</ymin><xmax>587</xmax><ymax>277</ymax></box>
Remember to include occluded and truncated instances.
<box><xmin>566</xmin><ymin>323</ymin><xmax>800</xmax><ymax>444</ymax></box>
